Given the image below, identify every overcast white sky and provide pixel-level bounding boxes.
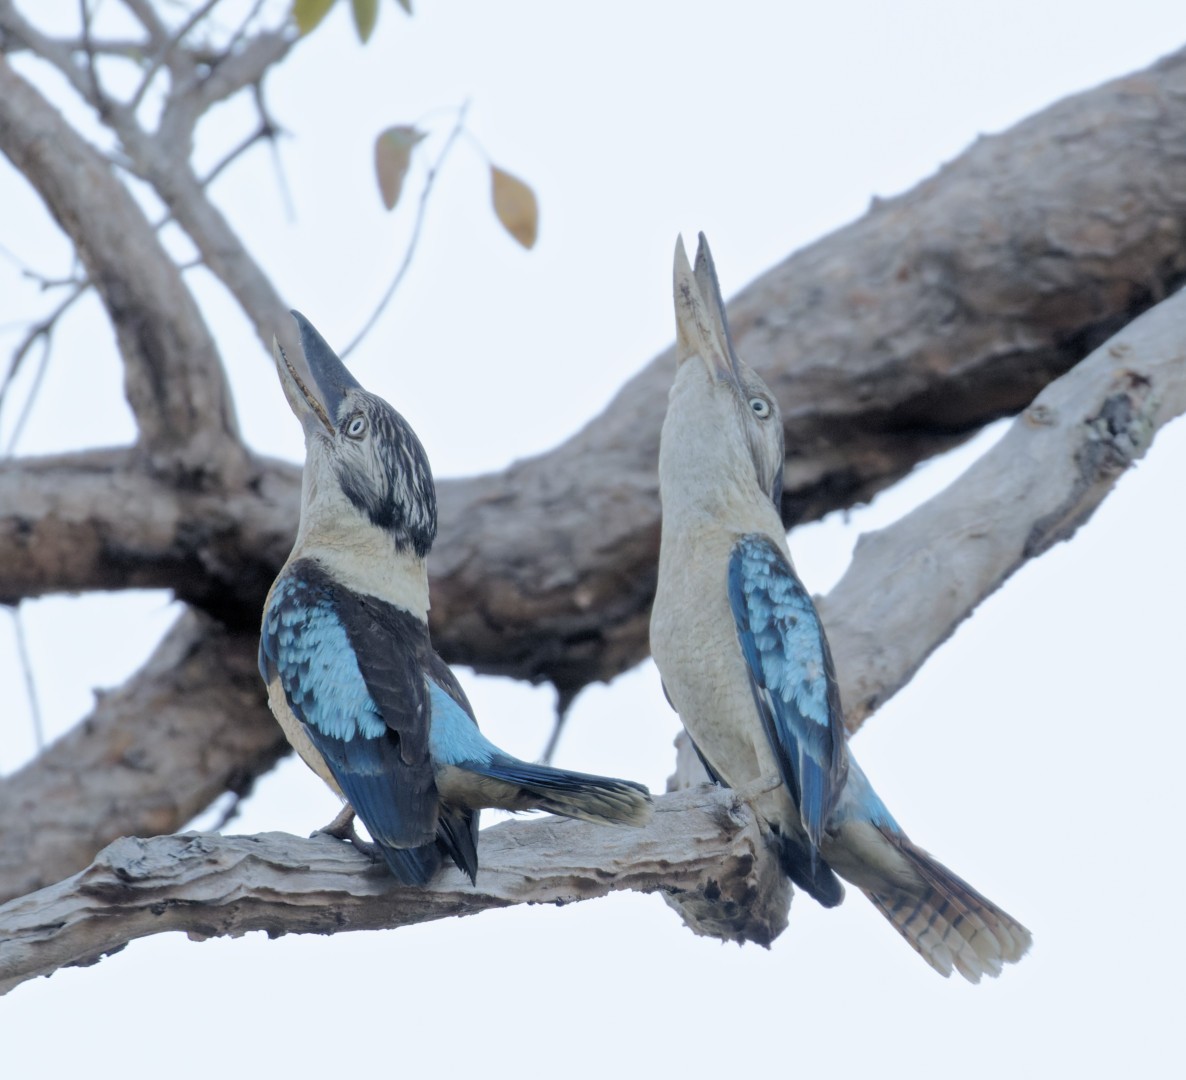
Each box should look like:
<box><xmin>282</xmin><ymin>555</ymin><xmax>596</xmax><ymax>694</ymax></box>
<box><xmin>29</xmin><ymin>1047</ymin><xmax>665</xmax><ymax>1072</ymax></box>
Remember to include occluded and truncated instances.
<box><xmin>2</xmin><ymin>2</ymin><xmax>1185</xmax><ymax>1077</ymax></box>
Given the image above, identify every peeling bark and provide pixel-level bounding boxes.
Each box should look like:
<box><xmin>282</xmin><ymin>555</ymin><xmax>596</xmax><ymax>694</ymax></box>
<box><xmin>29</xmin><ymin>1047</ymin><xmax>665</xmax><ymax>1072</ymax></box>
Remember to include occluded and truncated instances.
<box><xmin>0</xmin><ymin>785</ymin><xmax>773</xmax><ymax>995</ymax></box>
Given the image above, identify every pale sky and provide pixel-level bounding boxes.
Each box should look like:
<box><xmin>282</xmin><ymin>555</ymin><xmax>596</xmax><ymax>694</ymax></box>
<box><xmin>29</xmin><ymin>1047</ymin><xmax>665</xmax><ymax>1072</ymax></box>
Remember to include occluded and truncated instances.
<box><xmin>2</xmin><ymin>3</ymin><xmax>1184</xmax><ymax>1077</ymax></box>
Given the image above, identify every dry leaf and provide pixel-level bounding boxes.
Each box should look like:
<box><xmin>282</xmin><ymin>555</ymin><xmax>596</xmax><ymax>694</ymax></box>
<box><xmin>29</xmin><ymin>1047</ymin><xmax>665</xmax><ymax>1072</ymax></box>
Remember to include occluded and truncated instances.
<box><xmin>351</xmin><ymin>0</ymin><xmax>378</xmax><ymax>41</ymax></box>
<box><xmin>374</xmin><ymin>126</ymin><xmax>425</xmax><ymax>210</ymax></box>
<box><xmin>490</xmin><ymin>165</ymin><xmax>539</xmax><ymax>249</ymax></box>
<box><xmin>292</xmin><ymin>0</ymin><xmax>337</xmax><ymax>35</ymax></box>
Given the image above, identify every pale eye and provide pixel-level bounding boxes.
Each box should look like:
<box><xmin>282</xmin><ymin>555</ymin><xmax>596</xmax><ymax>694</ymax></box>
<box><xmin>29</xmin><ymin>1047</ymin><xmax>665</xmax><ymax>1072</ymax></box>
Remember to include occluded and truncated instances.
<box><xmin>345</xmin><ymin>415</ymin><xmax>367</xmax><ymax>439</ymax></box>
<box><xmin>749</xmin><ymin>397</ymin><xmax>771</xmax><ymax>419</ymax></box>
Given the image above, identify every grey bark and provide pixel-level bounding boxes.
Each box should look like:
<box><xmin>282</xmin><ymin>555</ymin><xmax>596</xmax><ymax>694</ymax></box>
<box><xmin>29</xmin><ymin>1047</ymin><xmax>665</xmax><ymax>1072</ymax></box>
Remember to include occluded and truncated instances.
<box><xmin>0</xmin><ymin>784</ymin><xmax>775</xmax><ymax>996</ymax></box>
<box><xmin>0</xmin><ymin>610</ymin><xmax>286</xmax><ymax>904</ymax></box>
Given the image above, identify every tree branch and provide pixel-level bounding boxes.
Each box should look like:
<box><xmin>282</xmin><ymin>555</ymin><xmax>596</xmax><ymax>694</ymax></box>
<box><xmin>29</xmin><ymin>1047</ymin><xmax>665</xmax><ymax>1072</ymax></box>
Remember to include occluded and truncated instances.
<box><xmin>0</xmin><ymin>608</ymin><xmax>287</xmax><ymax>905</ymax></box>
<box><xmin>821</xmin><ymin>285</ymin><xmax>1186</xmax><ymax>729</ymax></box>
<box><xmin>0</xmin><ymin>784</ymin><xmax>776</xmax><ymax>995</ymax></box>
<box><xmin>0</xmin><ymin>54</ymin><xmax>245</xmax><ymax>481</ymax></box>
<box><xmin>0</xmin><ymin>449</ymin><xmax>298</xmax><ymax>618</ymax></box>
<box><xmin>425</xmin><ymin>45</ymin><xmax>1186</xmax><ymax>693</ymax></box>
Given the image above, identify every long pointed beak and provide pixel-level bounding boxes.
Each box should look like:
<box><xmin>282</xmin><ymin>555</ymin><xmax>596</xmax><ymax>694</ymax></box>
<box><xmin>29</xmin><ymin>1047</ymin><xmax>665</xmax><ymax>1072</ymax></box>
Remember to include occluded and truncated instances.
<box><xmin>672</xmin><ymin>233</ymin><xmax>742</xmax><ymax>387</ymax></box>
<box><xmin>272</xmin><ymin>311</ymin><xmax>362</xmax><ymax>436</ymax></box>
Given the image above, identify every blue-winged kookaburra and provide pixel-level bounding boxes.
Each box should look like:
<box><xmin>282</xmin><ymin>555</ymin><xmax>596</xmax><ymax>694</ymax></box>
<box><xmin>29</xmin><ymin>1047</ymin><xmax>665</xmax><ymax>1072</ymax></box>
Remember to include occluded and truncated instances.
<box><xmin>260</xmin><ymin>312</ymin><xmax>653</xmax><ymax>885</ymax></box>
<box><xmin>649</xmin><ymin>235</ymin><xmax>1031</xmax><ymax>980</ymax></box>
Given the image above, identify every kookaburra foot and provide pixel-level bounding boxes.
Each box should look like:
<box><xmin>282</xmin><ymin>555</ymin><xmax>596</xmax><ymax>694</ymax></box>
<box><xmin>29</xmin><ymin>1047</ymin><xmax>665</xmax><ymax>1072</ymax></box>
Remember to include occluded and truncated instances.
<box><xmin>313</xmin><ymin>803</ymin><xmax>358</xmax><ymax>841</ymax></box>
<box><xmin>313</xmin><ymin>806</ymin><xmax>383</xmax><ymax>864</ymax></box>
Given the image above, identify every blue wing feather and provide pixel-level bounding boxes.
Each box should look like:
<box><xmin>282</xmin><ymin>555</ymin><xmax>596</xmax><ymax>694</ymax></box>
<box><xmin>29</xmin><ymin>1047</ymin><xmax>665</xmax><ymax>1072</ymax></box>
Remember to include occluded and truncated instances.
<box><xmin>260</xmin><ymin>571</ymin><xmax>439</xmax><ymax>867</ymax></box>
<box><xmin>728</xmin><ymin>534</ymin><xmax>846</xmax><ymax>849</ymax></box>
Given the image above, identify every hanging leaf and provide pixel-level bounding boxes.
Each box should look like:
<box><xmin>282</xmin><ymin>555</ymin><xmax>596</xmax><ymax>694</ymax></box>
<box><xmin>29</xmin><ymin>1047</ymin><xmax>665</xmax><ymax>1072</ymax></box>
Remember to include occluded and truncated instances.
<box><xmin>490</xmin><ymin>165</ymin><xmax>539</xmax><ymax>249</ymax></box>
<box><xmin>374</xmin><ymin>126</ymin><xmax>426</xmax><ymax>210</ymax></box>
<box><xmin>395</xmin><ymin>0</ymin><xmax>414</xmax><ymax>13</ymax></box>
<box><xmin>292</xmin><ymin>0</ymin><xmax>337</xmax><ymax>35</ymax></box>
<box><xmin>352</xmin><ymin>0</ymin><xmax>379</xmax><ymax>41</ymax></box>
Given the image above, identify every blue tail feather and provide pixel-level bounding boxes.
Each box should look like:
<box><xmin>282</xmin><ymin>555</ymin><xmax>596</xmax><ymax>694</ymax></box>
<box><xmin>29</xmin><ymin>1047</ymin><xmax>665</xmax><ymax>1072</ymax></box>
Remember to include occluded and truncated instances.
<box><xmin>475</xmin><ymin>755</ymin><xmax>653</xmax><ymax>827</ymax></box>
<box><xmin>377</xmin><ymin>841</ymin><xmax>443</xmax><ymax>886</ymax></box>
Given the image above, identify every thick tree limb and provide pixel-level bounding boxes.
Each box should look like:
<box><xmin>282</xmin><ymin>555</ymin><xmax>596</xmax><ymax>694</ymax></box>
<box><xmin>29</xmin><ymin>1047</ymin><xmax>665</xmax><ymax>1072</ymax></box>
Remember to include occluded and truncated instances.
<box><xmin>0</xmin><ymin>449</ymin><xmax>299</xmax><ymax>618</ymax></box>
<box><xmin>0</xmin><ymin>785</ymin><xmax>776</xmax><ymax>996</ymax></box>
<box><xmin>0</xmin><ymin>608</ymin><xmax>287</xmax><ymax>905</ymax></box>
<box><xmin>822</xmin><ymin>290</ymin><xmax>1186</xmax><ymax>727</ymax></box>
<box><xmin>0</xmin><ymin>53</ymin><xmax>245</xmax><ymax>481</ymax></box>
<box><xmin>426</xmin><ymin>45</ymin><xmax>1186</xmax><ymax>692</ymax></box>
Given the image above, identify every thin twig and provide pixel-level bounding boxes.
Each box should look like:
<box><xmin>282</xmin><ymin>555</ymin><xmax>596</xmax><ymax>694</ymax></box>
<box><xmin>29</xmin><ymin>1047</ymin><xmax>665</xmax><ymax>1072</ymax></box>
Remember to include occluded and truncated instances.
<box><xmin>540</xmin><ymin>687</ymin><xmax>578</xmax><ymax>765</ymax></box>
<box><xmin>9</xmin><ymin>606</ymin><xmax>45</xmax><ymax>752</ymax></box>
<box><xmin>127</xmin><ymin>0</ymin><xmax>222</xmax><ymax>115</ymax></box>
<box><xmin>0</xmin><ymin>282</ymin><xmax>88</xmax><ymax>429</ymax></box>
<box><xmin>77</xmin><ymin>0</ymin><xmax>109</xmax><ymax>112</ymax></box>
<box><xmin>4</xmin><ymin>331</ymin><xmax>53</xmax><ymax>456</ymax></box>
<box><xmin>261</xmin><ymin>85</ymin><xmax>296</xmax><ymax>222</ymax></box>
<box><xmin>199</xmin><ymin>119</ymin><xmax>272</xmax><ymax>188</ymax></box>
<box><xmin>342</xmin><ymin>102</ymin><xmax>471</xmax><ymax>358</ymax></box>
<box><xmin>222</xmin><ymin>0</ymin><xmax>268</xmax><ymax>57</ymax></box>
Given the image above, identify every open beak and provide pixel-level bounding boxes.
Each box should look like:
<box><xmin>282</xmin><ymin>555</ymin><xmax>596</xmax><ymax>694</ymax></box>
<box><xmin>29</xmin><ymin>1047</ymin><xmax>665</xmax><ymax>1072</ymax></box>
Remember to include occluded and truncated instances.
<box><xmin>271</xmin><ymin>310</ymin><xmax>362</xmax><ymax>436</ymax></box>
<box><xmin>672</xmin><ymin>232</ymin><xmax>743</xmax><ymax>387</ymax></box>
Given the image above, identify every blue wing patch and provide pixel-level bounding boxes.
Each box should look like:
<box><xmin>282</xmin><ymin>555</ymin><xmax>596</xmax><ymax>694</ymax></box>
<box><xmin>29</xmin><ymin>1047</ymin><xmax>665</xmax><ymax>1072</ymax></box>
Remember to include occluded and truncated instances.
<box><xmin>728</xmin><ymin>534</ymin><xmax>846</xmax><ymax>849</ymax></box>
<box><xmin>260</xmin><ymin>577</ymin><xmax>385</xmax><ymax>740</ymax></box>
<box><xmin>260</xmin><ymin>567</ymin><xmax>439</xmax><ymax>861</ymax></box>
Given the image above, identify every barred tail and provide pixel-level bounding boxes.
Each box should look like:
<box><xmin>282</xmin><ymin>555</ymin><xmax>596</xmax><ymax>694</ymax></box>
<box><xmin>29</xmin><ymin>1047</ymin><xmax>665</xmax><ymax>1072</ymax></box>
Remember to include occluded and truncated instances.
<box><xmin>472</xmin><ymin>757</ymin><xmax>654</xmax><ymax>827</ymax></box>
<box><xmin>862</xmin><ymin>835</ymin><xmax>1031</xmax><ymax>983</ymax></box>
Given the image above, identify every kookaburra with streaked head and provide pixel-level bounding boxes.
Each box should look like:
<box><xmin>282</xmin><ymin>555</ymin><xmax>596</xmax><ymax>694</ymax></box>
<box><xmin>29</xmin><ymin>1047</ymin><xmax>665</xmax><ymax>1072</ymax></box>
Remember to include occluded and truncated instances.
<box><xmin>649</xmin><ymin>234</ymin><xmax>1031</xmax><ymax>981</ymax></box>
<box><xmin>260</xmin><ymin>312</ymin><xmax>653</xmax><ymax>885</ymax></box>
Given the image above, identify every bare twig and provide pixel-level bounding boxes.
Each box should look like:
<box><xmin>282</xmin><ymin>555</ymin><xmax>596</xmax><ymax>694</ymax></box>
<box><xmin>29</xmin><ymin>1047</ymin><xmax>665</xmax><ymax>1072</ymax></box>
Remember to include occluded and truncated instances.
<box><xmin>127</xmin><ymin>0</ymin><xmax>223</xmax><ymax>115</ymax></box>
<box><xmin>9</xmin><ymin>605</ymin><xmax>44</xmax><ymax>751</ymax></box>
<box><xmin>199</xmin><ymin>119</ymin><xmax>272</xmax><ymax>188</ymax></box>
<box><xmin>342</xmin><ymin>102</ymin><xmax>470</xmax><ymax>358</ymax></box>
<box><xmin>0</xmin><ymin>281</ymin><xmax>87</xmax><ymax>433</ymax></box>
<box><xmin>540</xmin><ymin>686</ymin><xmax>578</xmax><ymax>765</ymax></box>
<box><xmin>2</xmin><ymin>331</ymin><xmax>51</xmax><ymax>456</ymax></box>
<box><xmin>76</xmin><ymin>0</ymin><xmax>107</xmax><ymax>112</ymax></box>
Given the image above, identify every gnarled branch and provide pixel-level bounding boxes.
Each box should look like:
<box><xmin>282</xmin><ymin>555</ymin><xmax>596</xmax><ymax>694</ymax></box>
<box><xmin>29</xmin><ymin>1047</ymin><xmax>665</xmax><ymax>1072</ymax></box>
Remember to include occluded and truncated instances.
<box><xmin>0</xmin><ymin>785</ymin><xmax>772</xmax><ymax>996</ymax></box>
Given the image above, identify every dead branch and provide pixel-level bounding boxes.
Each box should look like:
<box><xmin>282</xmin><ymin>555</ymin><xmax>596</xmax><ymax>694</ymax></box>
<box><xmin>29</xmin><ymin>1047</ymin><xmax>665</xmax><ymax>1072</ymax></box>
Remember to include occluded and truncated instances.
<box><xmin>821</xmin><ymin>285</ymin><xmax>1186</xmax><ymax>727</ymax></box>
<box><xmin>0</xmin><ymin>784</ymin><xmax>773</xmax><ymax>995</ymax></box>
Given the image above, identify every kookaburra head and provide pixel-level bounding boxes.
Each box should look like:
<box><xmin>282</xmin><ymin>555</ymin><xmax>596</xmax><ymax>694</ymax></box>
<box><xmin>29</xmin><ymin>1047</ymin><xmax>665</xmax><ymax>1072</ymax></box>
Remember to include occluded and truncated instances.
<box><xmin>664</xmin><ymin>233</ymin><xmax>785</xmax><ymax>513</ymax></box>
<box><xmin>273</xmin><ymin>310</ymin><xmax>437</xmax><ymax>558</ymax></box>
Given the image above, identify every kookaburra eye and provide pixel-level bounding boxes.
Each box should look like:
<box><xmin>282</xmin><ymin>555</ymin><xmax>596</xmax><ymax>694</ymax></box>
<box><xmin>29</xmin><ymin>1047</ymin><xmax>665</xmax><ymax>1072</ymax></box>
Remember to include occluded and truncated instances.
<box><xmin>749</xmin><ymin>397</ymin><xmax>771</xmax><ymax>419</ymax></box>
<box><xmin>346</xmin><ymin>415</ymin><xmax>367</xmax><ymax>439</ymax></box>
